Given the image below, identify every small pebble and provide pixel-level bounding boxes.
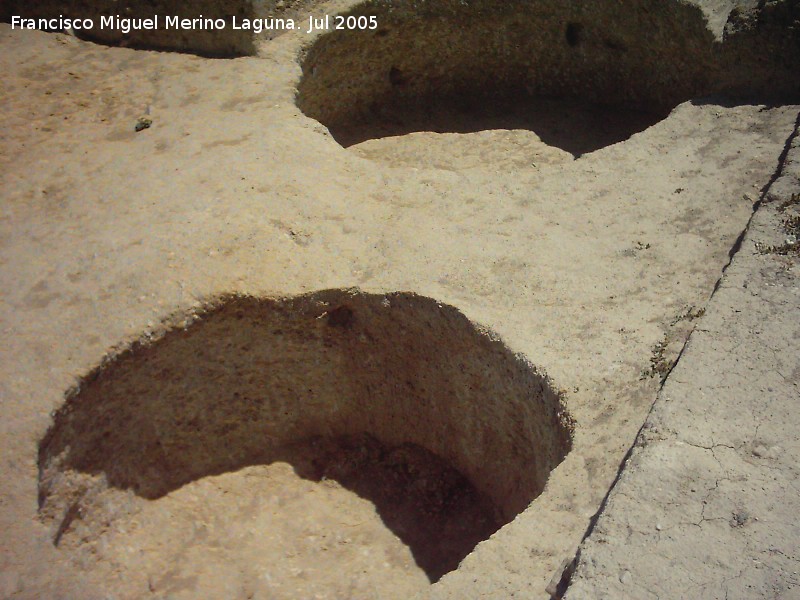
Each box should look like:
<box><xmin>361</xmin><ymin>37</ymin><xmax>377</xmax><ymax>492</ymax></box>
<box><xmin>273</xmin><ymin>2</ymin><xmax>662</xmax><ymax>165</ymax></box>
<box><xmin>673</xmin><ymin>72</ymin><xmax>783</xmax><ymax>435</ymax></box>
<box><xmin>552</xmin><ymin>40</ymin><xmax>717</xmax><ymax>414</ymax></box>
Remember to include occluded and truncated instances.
<box><xmin>135</xmin><ymin>117</ymin><xmax>152</xmax><ymax>132</ymax></box>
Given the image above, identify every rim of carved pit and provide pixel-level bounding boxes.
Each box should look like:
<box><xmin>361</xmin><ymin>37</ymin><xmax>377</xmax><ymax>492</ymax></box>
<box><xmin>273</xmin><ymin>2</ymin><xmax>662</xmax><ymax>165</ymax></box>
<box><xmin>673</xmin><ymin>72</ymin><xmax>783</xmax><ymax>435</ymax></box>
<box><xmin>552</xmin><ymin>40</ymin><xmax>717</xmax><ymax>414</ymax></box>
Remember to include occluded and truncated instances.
<box><xmin>37</xmin><ymin>289</ymin><xmax>574</xmax><ymax>583</ymax></box>
<box><xmin>295</xmin><ymin>0</ymin><xmax>723</xmax><ymax>151</ymax></box>
<box><xmin>295</xmin><ymin>0</ymin><xmax>800</xmax><ymax>153</ymax></box>
<box><xmin>38</xmin><ymin>290</ymin><xmax>573</xmax><ymax>548</ymax></box>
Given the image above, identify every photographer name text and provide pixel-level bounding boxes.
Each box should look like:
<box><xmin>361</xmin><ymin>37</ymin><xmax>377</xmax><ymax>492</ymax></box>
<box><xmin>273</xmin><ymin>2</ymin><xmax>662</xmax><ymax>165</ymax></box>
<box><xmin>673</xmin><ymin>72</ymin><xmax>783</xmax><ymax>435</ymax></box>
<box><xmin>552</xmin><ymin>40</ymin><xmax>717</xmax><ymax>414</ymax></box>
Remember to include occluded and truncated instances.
<box><xmin>11</xmin><ymin>14</ymin><xmax>379</xmax><ymax>35</ymax></box>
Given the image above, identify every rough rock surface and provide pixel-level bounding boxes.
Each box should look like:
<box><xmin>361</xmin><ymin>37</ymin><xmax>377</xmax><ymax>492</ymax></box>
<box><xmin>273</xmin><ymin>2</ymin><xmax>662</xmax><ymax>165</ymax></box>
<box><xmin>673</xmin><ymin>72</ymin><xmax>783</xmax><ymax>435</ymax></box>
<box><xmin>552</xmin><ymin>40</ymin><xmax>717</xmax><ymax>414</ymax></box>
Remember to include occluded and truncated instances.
<box><xmin>0</xmin><ymin>0</ymin><xmax>799</xmax><ymax>598</ymax></box>
<box><xmin>565</xmin><ymin>115</ymin><xmax>800</xmax><ymax>600</ymax></box>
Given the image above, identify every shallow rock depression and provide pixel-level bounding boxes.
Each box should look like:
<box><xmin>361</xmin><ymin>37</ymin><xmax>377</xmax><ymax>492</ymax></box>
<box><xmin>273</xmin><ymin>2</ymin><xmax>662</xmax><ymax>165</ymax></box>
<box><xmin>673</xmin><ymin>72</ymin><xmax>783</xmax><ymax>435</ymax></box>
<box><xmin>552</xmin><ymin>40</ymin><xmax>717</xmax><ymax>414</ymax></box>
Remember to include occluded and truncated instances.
<box><xmin>38</xmin><ymin>289</ymin><xmax>573</xmax><ymax>588</ymax></box>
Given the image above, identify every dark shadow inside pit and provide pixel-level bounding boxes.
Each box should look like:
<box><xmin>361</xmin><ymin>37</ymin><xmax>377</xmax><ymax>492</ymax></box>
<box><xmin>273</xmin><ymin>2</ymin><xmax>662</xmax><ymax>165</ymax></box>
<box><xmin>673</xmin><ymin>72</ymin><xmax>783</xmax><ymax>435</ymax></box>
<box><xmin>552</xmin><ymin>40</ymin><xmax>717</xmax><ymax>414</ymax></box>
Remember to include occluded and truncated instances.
<box><xmin>38</xmin><ymin>290</ymin><xmax>573</xmax><ymax>584</ymax></box>
<box><xmin>296</xmin><ymin>0</ymin><xmax>724</xmax><ymax>157</ymax></box>
<box><xmin>331</xmin><ymin>96</ymin><xmax>664</xmax><ymax>156</ymax></box>
<box><xmin>268</xmin><ymin>433</ymin><xmax>499</xmax><ymax>581</ymax></box>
